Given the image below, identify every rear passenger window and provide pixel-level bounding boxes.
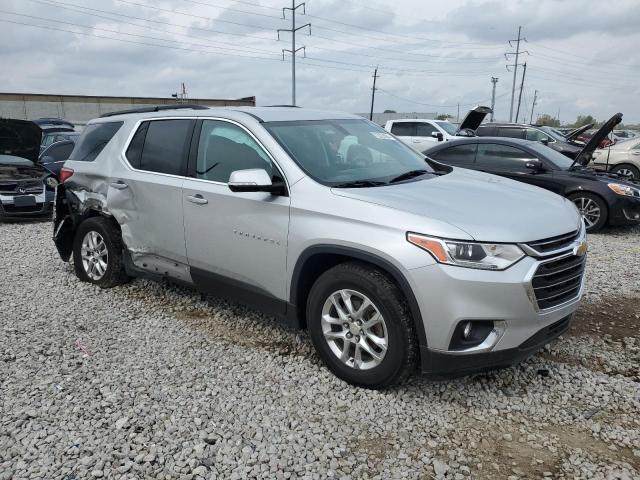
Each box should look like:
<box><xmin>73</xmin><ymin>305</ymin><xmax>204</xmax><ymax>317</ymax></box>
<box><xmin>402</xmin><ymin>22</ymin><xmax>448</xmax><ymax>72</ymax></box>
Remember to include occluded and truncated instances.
<box><xmin>390</xmin><ymin>123</ymin><xmax>415</xmax><ymax>136</ymax></box>
<box><xmin>126</xmin><ymin>119</ymin><xmax>193</xmax><ymax>175</ymax></box>
<box><xmin>498</xmin><ymin>128</ymin><xmax>524</xmax><ymax>139</ymax></box>
<box><xmin>429</xmin><ymin>144</ymin><xmax>477</xmax><ymax>167</ymax></box>
<box><xmin>68</xmin><ymin>122</ymin><xmax>123</xmax><ymax>162</ymax></box>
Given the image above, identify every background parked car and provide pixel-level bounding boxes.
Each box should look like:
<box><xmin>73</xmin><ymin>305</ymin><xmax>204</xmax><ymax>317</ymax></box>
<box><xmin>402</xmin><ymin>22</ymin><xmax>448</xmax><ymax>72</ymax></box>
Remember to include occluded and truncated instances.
<box><xmin>40</xmin><ymin>130</ymin><xmax>80</xmax><ymax>153</ymax></box>
<box><xmin>423</xmin><ymin>114</ymin><xmax>640</xmax><ymax>232</ymax></box>
<box><xmin>476</xmin><ymin>122</ymin><xmax>585</xmax><ymax>159</ymax></box>
<box><xmin>39</xmin><ymin>139</ymin><xmax>76</xmax><ymax>179</ymax></box>
<box><xmin>613</xmin><ymin>129</ymin><xmax>639</xmax><ymax>139</ymax></box>
<box><xmin>592</xmin><ymin>136</ymin><xmax>640</xmax><ymax>180</ymax></box>
<box><xmin>0</xmin><ymin>119</ymin><xmax>56</xmax><ymax>219</ymax></box>
<box><xmin>384</xmin><ymin>106</ymin><xmax>491</xmax><ymax>151</ymax></box>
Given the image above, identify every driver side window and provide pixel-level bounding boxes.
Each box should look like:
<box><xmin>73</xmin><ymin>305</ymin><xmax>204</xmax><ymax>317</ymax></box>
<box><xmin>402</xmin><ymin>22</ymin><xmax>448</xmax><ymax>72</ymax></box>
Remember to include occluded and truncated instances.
<box><xmin>196</xmin><ymin>120</ymin><xmax>272</xmax><ymax>183</ymax></box>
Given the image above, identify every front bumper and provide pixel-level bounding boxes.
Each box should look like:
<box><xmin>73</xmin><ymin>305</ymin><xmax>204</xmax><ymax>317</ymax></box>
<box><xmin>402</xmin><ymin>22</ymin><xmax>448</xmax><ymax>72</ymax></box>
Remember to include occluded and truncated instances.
<box><xmin>608</xmin><ymin>195</ymin><xmax>640</xmax><ymax>226</ymax></box>
<box><xmin>0</xmin><ymin>190</ymin><xmax>53</xmax><ymax>219</ymax></box>
<box><xmin>406</xmin><ymin>251</ymin><xmax>584</xmax><ymax>375</ymax></box>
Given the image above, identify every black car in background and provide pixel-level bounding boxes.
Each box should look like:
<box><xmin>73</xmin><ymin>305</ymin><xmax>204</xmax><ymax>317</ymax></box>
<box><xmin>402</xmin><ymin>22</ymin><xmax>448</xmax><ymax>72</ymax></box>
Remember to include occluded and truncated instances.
<box><xmin>0</xmin><ymin>119</ymin><xmax>57</xmax><ymax>220</ymax></box>
<box><xmin>476</xmin><ymin>122</ymin><xmax>591</xmax><ymax>159</ymax></box>
<box><xmin>423</xmin><ymin>114</ymin><xmax>639</xmax><ymax>232</ymax></box>
<box><xmin>39</xmin><ymin>139</ymin><xmax>76</xmax><ymax>179</ymax></box>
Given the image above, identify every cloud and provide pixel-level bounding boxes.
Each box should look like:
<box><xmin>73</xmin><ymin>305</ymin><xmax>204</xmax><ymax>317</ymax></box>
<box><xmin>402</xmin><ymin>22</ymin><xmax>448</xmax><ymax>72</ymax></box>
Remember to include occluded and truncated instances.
<box><xmin>0</xmin><ymin>0</ymin><xmax>638</xmax><ymax>123</ymax></box>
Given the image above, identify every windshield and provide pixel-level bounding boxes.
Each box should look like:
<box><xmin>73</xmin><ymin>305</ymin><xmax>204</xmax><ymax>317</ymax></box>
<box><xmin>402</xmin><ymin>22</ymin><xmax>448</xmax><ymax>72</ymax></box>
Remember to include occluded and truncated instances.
<box><xmin>435</xmin><ymin>121</ymin><xmax>458</xmax><ymax>135</ymax></box>
<box><xmin>264</xmin><ymin>119</ymin><xmax>434</xmax><ymax>186</ymax></box>
<box><xmin>527</xmin><ymin>142</ymin><xmax>575</xmax><ymax>170</ymax></box>
<box><xmin>540</xmin><ymin>127</ymin><xmax>565</xmax><ymax>141</ymax></box>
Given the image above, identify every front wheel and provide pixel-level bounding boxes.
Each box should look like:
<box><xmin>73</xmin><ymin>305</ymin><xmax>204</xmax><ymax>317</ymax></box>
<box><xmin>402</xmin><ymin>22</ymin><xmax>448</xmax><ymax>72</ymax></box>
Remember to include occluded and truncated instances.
<box><xmin>73</xmin><ymin>217</ymin><xmax>129</xmax><ymax>288</ymax></box>
<box><xmin>307</xmin><ymin>262</ymin><xmax>417</xmax><ymax>389</ymax></box>
<box><xmin>568</xmin><ymin>192</ymin><xmax>608</xmax><ymax>233</ymax></box>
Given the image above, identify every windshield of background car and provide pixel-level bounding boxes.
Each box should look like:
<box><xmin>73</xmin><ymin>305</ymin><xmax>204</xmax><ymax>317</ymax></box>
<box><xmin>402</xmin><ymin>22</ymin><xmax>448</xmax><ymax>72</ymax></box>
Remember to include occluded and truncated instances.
<box><xmin>527</xmin><ymin>142</ymin><xmax>575</xmax><ymax>169</ymax></box>
<box><xmin>435</xmin><ymin>121</ymin><xmax>458</xmax><ymax>135</ymax></box>
<box><xmin>264</xmin><ymin>119</ymin><xmax>434</xmax><ymax>186</ymax></box>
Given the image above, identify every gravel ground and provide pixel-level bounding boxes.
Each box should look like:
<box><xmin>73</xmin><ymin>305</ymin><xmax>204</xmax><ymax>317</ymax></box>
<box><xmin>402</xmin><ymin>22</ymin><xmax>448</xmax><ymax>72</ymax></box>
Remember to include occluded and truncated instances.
<box><xmin>1</xmin><ymin>221</ymin><xmax>639</xmax><ymax>480</ymax></box>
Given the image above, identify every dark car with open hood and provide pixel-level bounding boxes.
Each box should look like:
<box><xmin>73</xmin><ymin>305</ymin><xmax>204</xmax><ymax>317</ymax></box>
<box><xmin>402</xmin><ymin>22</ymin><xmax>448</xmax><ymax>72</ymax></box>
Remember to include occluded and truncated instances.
<box><xmin>424</xmin><ymin>113</ymin><xmax>640</xmax><ymax>233</ymax></box>
<box><xmin>0</xmin><ymin>119</ymin><xmax>58</xmax><ymax>220</ymax></box>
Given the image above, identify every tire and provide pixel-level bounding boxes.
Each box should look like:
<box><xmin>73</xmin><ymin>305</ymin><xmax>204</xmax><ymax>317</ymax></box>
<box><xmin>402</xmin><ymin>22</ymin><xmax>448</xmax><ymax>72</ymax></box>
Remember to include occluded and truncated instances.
<box><xmin>568</xmin><ymin>192</ymin><xmax>608</xmax><ymax>233</ymax></box>
<box><xmin>611</xmin><ymin>164</ymin><xmax>640</xmax><ymax>181</ymax></box>
<box><xmin>73</xmin><ymin>216</ymin><xmax>129</xmax><ymax>288</ymax></box>
<box><xmin>306</xmin><ymin>261</ymin><xmax>417</xmax><ymax>389</ymax></box>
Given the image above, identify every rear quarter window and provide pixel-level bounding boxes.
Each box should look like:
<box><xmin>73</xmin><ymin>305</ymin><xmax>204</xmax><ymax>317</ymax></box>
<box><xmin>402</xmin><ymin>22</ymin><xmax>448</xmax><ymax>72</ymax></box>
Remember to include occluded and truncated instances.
<box><xmin>68</xmin><ymin>122</ymin><xmax>123</xmax><ymax>162</ymax></box>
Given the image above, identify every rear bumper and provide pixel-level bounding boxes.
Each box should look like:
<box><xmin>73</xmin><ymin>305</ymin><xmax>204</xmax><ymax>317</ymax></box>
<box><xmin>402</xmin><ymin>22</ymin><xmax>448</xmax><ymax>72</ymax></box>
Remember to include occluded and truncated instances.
<box><xmin>421</xmin><ymin>314</ymin><xmax>572</xmax><ymax>377</ymax></box>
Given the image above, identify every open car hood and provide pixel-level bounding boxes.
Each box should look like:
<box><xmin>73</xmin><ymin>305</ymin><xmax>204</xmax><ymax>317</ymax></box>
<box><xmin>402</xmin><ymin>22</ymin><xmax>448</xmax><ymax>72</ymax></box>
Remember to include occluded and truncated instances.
<box><xmin>564</xmin><ymin>123</ymin><xmax>593</xmax><ymax>142</ymax></box>
<box><xmin>0</xmin><ymin>119</ymin><xmax>43</xmax><ymax>163</ymax></box>
<box><xmin>457</xmin><ymin>105</ymin><xmax>492</xmax><ymax>134</ymax></box>
<box><xmin>574</xmin><ymin>113</ymin><xmax>623</xmax><ymax>166</ymax></box>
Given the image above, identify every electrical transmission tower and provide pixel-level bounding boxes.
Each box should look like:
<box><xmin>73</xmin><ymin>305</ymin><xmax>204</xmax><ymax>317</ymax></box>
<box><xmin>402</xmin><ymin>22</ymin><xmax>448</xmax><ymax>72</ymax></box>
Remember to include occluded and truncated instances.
<box><xmin>369</xmin><ymin>67</ymin><xmax>379</xmax><ymax>121</ymax></box>
<box><xmin>490</xmin><ymin>77</ymin><xmax>498</xmax><ymax>121</ymax></box>
<box><xmin>530</xmin><ymin>90</ymin><xmax>538</xmax><ymax>124</ymax></box>
<box><xmin>505</xmin><ymin>26</ymin><xmax>528</xmax><ymax>122</ymax></box>
<box><xmin>277</xmin><ymin>1</ymin><xmax>311</xmax><ymax>106</ymax></box>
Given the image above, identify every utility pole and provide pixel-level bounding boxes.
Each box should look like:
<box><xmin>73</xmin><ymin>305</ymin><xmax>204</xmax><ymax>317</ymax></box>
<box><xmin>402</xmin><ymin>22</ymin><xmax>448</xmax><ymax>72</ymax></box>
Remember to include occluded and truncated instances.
<box><xmin>369</xmin><ymin>66</ymin><xmax>379</xmax><ymax>121</ymax></box>
<box><xmin>529</xmin><ymin>89</ymin><xmax>538</xmax><ymax>124</ymax></box>
<box><xmin>490</xmin><ymin>77</ymin><xmax>498</xmax><ymax>121</ymax></box>
<box><xmin>277</xmin><ymin>1</ymin><xmax>310</xmax><ymax>106</ymax></box>
<box><xmin>505</xmin><ymin>26</ymin><xmax>527</xmax><ymax>122</ymax></box>
<box><xmin>515</xmin><ymin>62</ymin><xmax>527</xmax><ymax>123</ymax></box>
<box><xmin>457</xmin><ymin>103</ymin><xmax>460</xmax><ymax>123</ymax></box>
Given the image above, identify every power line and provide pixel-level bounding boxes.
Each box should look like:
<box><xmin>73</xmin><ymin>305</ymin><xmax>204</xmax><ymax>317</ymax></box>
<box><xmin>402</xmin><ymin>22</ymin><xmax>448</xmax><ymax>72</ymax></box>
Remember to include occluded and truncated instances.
<box><xmin>1</xmin><ymin>10</ymin><xmax>281</xmax><ymax>58</ymax></box>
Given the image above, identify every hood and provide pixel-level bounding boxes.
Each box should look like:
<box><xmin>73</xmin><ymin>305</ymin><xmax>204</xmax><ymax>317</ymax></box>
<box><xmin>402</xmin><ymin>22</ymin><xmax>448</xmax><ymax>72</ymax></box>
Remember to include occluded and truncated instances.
<box><xmin>457</xmin><ymin>105</ymin><xmax>492</xmax><ymax>133</ymax></box>
<box><xmin>0</xmin><ymin>155</ymin><xmax>46</xmax><ymax>182</ymax></box>
<box><xmin>0</xmin><ymin>119</ymin><xmax>43</xmax><ymax>163</ymax></box>
<box><xmin>574</xmin><ymin>113</ymin><xmax>623</xmax><ymax>166</ymax></box>
<box><xmin>332</xmin><ymin>168</ymin><xmax>581</xmax><ymax>243</ymax></box>
<box><xmin>564</xmin><ymin>123</ymin><xmax>593</xmax><ymax>142</ymax></box>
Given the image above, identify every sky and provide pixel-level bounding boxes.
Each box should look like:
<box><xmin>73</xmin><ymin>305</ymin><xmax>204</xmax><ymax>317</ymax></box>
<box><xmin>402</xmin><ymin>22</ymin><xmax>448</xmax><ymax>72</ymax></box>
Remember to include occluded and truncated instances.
<box><xmin>0</xmin><ymin>0</ymin><xmax>639</xmax><ymax>125</ymax></box>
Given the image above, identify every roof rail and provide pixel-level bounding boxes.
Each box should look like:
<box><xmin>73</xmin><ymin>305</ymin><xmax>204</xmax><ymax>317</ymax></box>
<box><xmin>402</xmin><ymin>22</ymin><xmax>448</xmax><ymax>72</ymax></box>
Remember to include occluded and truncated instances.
<box><xmin>99</xmin><ymin>104</ymin><xmax>209</xmax><ymax>118</ymax></box>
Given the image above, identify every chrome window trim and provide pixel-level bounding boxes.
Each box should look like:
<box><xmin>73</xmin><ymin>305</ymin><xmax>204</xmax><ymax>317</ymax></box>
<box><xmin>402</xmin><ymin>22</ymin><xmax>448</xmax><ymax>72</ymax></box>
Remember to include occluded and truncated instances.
<box><xmin>119</xmin><ymin>116</ymin><xmax>290</xmax><ymax>191</ymax></box>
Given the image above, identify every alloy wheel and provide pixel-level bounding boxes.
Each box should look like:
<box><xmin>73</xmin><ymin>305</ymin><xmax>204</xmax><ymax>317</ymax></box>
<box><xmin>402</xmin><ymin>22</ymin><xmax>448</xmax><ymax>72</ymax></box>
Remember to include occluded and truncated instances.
<box><xmin>80</xmin><ymin>231</ymin><xmax>109</xmax><ymax>280</ymax></box>
<box><xmin>321</xmin><ymin>289</ymin><xmax>388</xmax><ymax>370</ymax></box>
<box><xmin>572</xmin><ymin>197</ymin><xmax>601</xmax><ymax>229</ymax></box>
<box><xmin>616</xmin><ymin>168</ymin><xmax>635</xmax><ymax>179</ymax></box>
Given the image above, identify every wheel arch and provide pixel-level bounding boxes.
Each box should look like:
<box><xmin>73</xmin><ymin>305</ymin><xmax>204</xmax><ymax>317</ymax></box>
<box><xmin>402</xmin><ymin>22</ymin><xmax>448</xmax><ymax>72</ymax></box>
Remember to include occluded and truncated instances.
<box><xmin>289</xmin><ymin>245</ymin><xmax>428</xmax><ymax>354</ymax></box>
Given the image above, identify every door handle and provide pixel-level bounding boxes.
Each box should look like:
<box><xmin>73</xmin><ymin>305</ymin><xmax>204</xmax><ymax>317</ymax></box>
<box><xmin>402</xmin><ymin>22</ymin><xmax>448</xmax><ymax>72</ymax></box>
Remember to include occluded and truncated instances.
<box><xmin>186</xmin><ymin>194</ymin><xmax>208</xmax><ymax>205</ymax></box>
<box><xmin>110</xmin><ymin>181</ymin><xmax>128</xmax><ymax>190</ymax></box>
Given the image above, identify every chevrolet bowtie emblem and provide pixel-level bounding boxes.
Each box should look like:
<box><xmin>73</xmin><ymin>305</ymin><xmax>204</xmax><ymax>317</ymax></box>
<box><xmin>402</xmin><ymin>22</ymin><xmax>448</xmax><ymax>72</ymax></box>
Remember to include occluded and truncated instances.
<box><xmin>574</xmin><ymin>241</ymin><xmax>588</xmax><ymax>257</ymax></box>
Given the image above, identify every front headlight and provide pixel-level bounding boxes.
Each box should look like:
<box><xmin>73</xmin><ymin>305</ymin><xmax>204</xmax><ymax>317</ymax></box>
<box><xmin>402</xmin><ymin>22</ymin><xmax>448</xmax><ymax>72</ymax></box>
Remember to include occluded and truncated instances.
<box><xmin>608</xmin><ymin>183</ymin><xmax>640</xmax><ymax>197</ymax></box>
<box><xmin>407</xmin><ymin>233</ymin><xmax>525</xmax><ymax>270</ymax></box>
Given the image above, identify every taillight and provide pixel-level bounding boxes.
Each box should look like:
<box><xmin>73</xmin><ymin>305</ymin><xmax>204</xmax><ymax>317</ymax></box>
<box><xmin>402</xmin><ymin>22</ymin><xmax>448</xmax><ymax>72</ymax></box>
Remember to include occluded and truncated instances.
<box><xmin>59</xmin><ymin>167</ymin><xmax>74</xmax><ymax>183</ymax></box>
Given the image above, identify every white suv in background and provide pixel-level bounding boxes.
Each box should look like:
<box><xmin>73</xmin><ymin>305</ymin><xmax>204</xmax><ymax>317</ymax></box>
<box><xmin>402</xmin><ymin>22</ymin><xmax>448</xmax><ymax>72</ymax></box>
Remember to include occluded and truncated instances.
<box><xmin>384</xmin><ymin>106</ymin><xmax>491</xmax><ymax>151</ymax></box>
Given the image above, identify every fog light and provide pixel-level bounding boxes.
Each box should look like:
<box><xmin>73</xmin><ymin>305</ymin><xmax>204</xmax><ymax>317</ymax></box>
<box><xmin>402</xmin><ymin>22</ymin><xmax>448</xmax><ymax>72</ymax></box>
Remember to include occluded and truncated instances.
<box><xmin>462</xmin><ymin>322</ymin><xmax>472</xmax><ymax>340</ymax></box>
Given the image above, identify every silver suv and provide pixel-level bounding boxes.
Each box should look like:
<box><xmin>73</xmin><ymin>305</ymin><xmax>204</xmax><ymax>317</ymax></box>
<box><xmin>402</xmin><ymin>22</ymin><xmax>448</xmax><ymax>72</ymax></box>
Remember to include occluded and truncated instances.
<box><xmin>53</xmin><ymin>105</ymin><xmax>587</xmax><ymax>388</ymax></box>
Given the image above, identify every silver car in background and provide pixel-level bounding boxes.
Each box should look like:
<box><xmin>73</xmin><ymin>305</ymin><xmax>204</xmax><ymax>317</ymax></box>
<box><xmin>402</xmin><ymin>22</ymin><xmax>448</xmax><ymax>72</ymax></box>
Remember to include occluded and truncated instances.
<box><xmin>53</xmin><ymin>106</ymin><xmax>586</xmax><ymax>388</ymax></box>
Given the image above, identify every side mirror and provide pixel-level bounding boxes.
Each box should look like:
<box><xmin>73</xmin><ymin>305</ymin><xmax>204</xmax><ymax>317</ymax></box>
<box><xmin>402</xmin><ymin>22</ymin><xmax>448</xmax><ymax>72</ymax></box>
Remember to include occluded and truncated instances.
<box><xmin>525</xmin><ymin>159</ymin><xmax>545</xmax><ymax>172</ymax></box>
<box><xmin>432</xmin><ymin>132</ymin><xmax>444</xmax><ymax>142</ymax></box>
<box><xmin>228</xmin><ymin>169</ymin><xmax>285</xmax><ymax>194</ymax></box>
<box><xmin>541</xmin><ymin>138</ymin><xmax>550</xmax><ymax>146</ymax></box>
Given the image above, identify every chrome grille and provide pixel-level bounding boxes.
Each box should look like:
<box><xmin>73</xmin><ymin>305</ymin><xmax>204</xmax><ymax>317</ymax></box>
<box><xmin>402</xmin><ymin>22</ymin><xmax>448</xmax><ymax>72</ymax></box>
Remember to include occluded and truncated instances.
<box><xmin>526</xmin><ymin>230</ymin><xmax>580</xmax><ymax>256</ymax></box>
<box><xmin>0</xmin><ymin>180</ymin><xmax>43</xmax><ymax>194</ymax></box>
<box><xmin>531</xmin><ymin>254</ymin><xmax>585</xmax><ymax>310</ymax></box>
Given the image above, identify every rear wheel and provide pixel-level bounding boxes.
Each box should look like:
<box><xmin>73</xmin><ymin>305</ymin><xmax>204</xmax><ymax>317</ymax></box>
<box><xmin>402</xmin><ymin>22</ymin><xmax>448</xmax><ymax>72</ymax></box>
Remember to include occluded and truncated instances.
<box><xmin>307</xmin><ymin>261</ymin><xmax>417</xmax><ymax>389</ymax></box>
<box><xmin>611</xmin><ymin>164</ymin><xmax>640</xmax><ymax>180</ymax></box>
<box><xmin>73</xmin><ymin>217</ymin><xmax>129</xmax><ymax>288</ymax></box>
<box><xmin>568</xmin><ymin>192</ymin><xmax>608</xmax><ymax>233</ymax></box>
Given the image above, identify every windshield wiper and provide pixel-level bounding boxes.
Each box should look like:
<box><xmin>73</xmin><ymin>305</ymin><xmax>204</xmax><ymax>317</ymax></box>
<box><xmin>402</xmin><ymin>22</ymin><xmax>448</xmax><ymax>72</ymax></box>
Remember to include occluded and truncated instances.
<box><xmin>389</xmin><ymin>169</ymin><xmax>430</xmax><ymax>183</ymax></box>
<box><xmin>332</xmin><ymin>180</ymin><xmax>388</xmax><ymax>188</ymax></box>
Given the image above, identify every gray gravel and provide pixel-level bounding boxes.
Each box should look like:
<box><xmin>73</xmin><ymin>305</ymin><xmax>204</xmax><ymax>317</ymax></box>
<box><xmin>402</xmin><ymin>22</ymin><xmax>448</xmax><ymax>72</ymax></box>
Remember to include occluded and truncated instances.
<box><xmin>1</xmin><ymin>221</ymin><xmax>639</xmax><ymax>480</ymax></box>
